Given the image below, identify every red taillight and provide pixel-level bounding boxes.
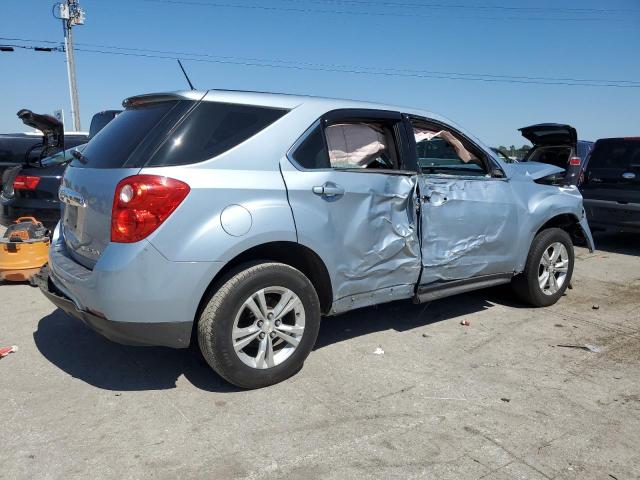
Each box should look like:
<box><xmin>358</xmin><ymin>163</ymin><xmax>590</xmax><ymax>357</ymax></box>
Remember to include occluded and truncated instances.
<box><xmin>13</xmin><ymin>175</ymin><xmax>40</xmax><ymax>190</ymax></box>
<box><xmin>569</xmin><ymin>156</ymin><xmax>582</xmax><ymax>166</ymax></box>
<box><xmin>111</xmin><ymin>175</ymin><xmax>190</xmax><ymax>243</ymax></box>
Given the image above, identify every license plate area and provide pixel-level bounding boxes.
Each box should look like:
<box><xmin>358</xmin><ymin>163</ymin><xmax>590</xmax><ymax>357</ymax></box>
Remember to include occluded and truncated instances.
<box><xmin>64</xmin><ymin>205</ymin><xmax>79</xmax><ymax>229</ymax></box>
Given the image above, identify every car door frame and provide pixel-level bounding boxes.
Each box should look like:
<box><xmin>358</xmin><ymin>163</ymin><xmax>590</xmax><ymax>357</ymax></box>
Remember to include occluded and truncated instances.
<box><xmin>282</xmin><ymin>108</ymin><xmax>423</xmax><ymax>314</ymax></box>
<box><xmin>402</xmin><ymin>114</ymin><xmax>520</xmax><ymax>301</ymax></box>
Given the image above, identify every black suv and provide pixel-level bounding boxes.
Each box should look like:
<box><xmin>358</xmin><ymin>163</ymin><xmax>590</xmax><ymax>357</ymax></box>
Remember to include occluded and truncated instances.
<box><xmin>580</xmin><ymin>137</ymin><xmax>640</xmax><ymax>233</ymax></box>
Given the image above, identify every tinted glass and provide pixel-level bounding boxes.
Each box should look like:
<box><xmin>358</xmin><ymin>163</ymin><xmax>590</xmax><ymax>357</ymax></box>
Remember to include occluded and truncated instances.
<box><xmin>88</xmin><ymin>111</ymin><xmax>119</xmax><ymax>138</ymax></box>
<box><xmin>292</xmin><ymin>124</ymin><xmax>329</xmax><ymax>169</ymax></box>
<box><xmin>41</xmin><ymin>144</ymin><xmax>86</xmax><ymax>167</ymax></box>
<box><xmin>72</xmin><ymin>101</ymin><xmax>182</xmax><ymax>168</ymax></box>
<box><xmin>148</xmin><ymin>102</ymin><xmax>288</xmax><ymax>167</ymax></box>
<box><xmin>588</xmin><ymin>139</ymin><xmax>640</xmax><ymax>170</ymax></box>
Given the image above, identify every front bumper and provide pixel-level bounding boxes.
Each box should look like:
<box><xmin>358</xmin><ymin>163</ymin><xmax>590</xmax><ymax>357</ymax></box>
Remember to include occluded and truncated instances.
<box><xmin>36</xmin><ymin>265</ymin><xmax>192</xmax><ymax>347</ymax></box>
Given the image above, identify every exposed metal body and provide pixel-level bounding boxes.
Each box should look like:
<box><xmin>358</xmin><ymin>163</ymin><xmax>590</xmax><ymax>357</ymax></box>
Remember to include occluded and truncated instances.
<box><xmin>43</xmin><ymin>90</ymin><xmax>594</xmax><ymax>348</ymax></box>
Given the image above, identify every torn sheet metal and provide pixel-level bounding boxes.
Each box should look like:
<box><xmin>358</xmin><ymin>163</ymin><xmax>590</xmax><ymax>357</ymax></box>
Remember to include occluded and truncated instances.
<box><xmin>417</xmin><ymin>175</ymin><xmax>519</xmax><ymax>285</ymax></box>
<box><xmin>281</xmin><ymin>157</ymin><xmax>422</xmax><ymax>310</ymax></box>
<box><xmin>332</xmin><ymin>174</ymin><xmax>421</xmax><ymax>298</ymax></box>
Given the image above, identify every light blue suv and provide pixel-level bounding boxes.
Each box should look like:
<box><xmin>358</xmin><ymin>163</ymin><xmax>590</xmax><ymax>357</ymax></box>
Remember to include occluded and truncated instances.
<box><xmin>39</xmin><ymin>90</ymin><xmax>594</xmax><ymax>388</ymax></box>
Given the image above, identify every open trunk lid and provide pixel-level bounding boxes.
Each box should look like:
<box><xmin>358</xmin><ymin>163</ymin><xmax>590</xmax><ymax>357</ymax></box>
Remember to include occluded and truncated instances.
<box><xmin>17</xmin><ymin>109</ymin><xmax>64</xmax><ymax>161</ymax></box>
<box><xmin>519</xmin><ymin>123</ymin><xmax>577</xmax><ymax>147</ymax></box>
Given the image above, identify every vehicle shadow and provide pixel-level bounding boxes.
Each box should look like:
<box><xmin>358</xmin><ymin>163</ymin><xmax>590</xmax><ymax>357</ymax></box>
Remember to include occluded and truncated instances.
<box><xmin>592</xmin><ymin>231</ymin><xmax>640</xmax><ymax>256</ymax></box>
<box><xmin>33</xmin><ymin>286</ymin><xmax>525</xmax><ymax>392</ymax></box>
<box><xmin>314</xmin><ymin>284</ymin><xmax>524</xmax><ymax>350</ymax></box>
<box><xmin>33</xmin><ymin>309</ymin><xmax>242</xmax><ymax>393</ymax></box>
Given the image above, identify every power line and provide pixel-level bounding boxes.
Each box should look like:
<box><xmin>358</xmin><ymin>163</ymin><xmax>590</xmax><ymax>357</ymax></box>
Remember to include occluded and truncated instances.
<box><xmin>70</xmin><ymin>47</ymin><xmax>640</xmax><ymax>88</ymax></box>
<box><xmin>3</xmin><ymin>36</ymin><xmax>639</xmax><ymax>87</ymax></box>
<box><xmin>142</xmin><ymin>0</ymin><xmax>637</xmax><ymax>22</ymax></box>
<box><xmin>282</xmin><ymin>0</ymin><xmax>640</xmax><ymax>15</ymax></box>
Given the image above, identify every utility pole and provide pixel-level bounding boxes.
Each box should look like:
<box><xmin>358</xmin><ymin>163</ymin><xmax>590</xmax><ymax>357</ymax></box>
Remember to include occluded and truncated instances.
<box><xmin>55</xmin><ymin>1</ymin><xmax>85</xmax><ymax>132</ymax></box>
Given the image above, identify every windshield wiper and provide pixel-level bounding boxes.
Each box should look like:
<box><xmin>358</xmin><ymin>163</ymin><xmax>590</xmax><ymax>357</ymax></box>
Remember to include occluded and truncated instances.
<box><xmin>71</xmin><ymin>148</ymin><xmax>89</xmax><ymax>165</ymax></box>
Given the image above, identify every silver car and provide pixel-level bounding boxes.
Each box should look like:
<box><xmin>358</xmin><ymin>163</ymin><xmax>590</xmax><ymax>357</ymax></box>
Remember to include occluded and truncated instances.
<box><xmin>39</xmin><ymin>90</ymin><xmax>594</xmax><ymax>388</ymax></box>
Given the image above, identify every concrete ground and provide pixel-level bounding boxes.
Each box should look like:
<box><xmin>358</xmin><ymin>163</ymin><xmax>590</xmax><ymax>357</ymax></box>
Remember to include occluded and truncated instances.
<box><xmin>1</xmin><ymin>228</ymin><xmax>639</xmax><ymax>480</ymax></box>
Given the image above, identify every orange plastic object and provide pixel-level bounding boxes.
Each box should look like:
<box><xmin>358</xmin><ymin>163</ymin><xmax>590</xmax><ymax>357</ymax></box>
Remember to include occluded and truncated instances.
<box><xmin>0</xmin><ymin>218</ymin><xmax>50</xmax><ymax>282</ymax></box>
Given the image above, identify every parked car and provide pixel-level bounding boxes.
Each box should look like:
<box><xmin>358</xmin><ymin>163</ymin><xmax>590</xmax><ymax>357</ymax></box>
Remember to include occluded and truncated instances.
<box><xmin>0</xmin><ymin>110</ymin><xmax>87</xmax><ymax>181</ymax></box>
<box><xmin>37</xmin><ymin>90</ymin><xmax>594</xmax><ymax>388</ymax></box>
<box><xmin>1</xmin><ymin>145</ymin><xmax>86</xmax><ymax>229</ymax></box>
<box><xmin>519</xmin><ymin>123</ymin><xmax>593</xmax><ymax>185</ymax></box>
<box><xmin>1</xmin><ymin>110</ymin><xmax>120</xmax><ymax>229</ymax></box>
<box><xmin>580</xmin><ymin>137</ymin><xmax>640</xmax><ymax>233</ymax></box>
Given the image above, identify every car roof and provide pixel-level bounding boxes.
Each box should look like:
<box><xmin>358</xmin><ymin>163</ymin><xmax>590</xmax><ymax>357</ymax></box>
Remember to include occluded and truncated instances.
<box><xmin>124</xmin><ymin>89</ymin><xmax>439</xmax><ymax>120</ymax></box>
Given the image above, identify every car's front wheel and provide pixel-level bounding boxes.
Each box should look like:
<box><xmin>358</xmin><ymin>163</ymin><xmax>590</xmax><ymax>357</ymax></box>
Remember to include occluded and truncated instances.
<box><xmin>197</xmin><ymin>262</ymin><xmax>321</xmax><ymax>389</ymax></box>
<box><xmin>512</xmin><ymin>228</ymin><xmax>575</xmax><ymax>307</ymax></box>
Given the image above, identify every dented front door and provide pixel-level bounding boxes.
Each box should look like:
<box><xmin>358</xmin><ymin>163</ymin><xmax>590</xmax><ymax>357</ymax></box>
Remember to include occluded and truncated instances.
<box><xmin>417</xmin><ymin>175</ymin><xmax>519</xmax><ymax>285</ymax></box>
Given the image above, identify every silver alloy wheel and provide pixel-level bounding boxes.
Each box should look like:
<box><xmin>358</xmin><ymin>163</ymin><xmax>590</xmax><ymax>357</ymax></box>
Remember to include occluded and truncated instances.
<box><xmin>538</xmin><ymin>242</ymin><xmax>569</xmax><ymax>295</ymax></box>
<box><xmin>232</xmin><ymin>286</ymin><xmax>306</xmax><ymax>369</ymax></box>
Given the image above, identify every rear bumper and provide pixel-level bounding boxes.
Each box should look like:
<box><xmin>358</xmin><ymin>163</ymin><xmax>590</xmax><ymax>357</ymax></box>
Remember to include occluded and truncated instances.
<box><xmin>42</xmin><ymin>225</ymin><xmax>223</xmax><ymax>348</ymax></box>
<box><xmin>584</xmin><ymin>199</ymin><xmax>640</xmax><ymax>233</ymax></box>
<box><xmin>36</xmin><ymin>265</ymin><xmax>192</xmax><ymax>347</ymax></box>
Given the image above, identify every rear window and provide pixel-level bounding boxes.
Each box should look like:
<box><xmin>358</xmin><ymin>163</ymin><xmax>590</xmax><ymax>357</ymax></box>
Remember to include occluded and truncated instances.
<box><xmin>73</xmin><ymin>100</ymin><xmax>287</xmax><ymax>169</ymax></box>
<box><xmin>72</xmin><ymin>101</ymin><xmax>185</xmax><ymax>169</ymax></box>
<box><xmin>147</xmin><ymin>102</ymin><xmax>287</xmax><ymax>167</ymax></box>
<box><xmin>587</xmin><ymin>139</ymin><xmax>640</xmax><ymax>170</ymax></box>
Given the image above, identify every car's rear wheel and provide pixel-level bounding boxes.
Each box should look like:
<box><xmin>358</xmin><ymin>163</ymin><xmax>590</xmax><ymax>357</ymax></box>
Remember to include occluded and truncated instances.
<box><xmin>512</xmin><ymin>228</ymin><xmax>574</xmax><ymax>307</ymax></box>
<box><xmin>198</xmin><ymin>262</ymin><xmax>321</xmax><ymax>389</ymax></box>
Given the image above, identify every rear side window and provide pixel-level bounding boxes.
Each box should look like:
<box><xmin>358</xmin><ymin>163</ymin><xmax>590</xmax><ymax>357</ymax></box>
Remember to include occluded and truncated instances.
<box><xmin>73</xmin><ymin>101</ymin><xmax>184</xmax><ymax>169</ymax></box>
<box><xmin>291</xmin><ymin>124</ymin><xmax>330</xmax><ymax>169</ymax></box>
<box><xmin>588</xmin><ymin>139</ymin><xmax>640</xmax><ymax>170</ymax></box>
<box><xmin>148</xmin><ymin>102</ymin><xmax>287</xmax><ymax>167</ymax></box>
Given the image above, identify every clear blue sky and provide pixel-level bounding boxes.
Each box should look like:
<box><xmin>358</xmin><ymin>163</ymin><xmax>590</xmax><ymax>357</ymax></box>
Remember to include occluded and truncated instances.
<box><xmin>1</xmin><ymin>0</ymin><xmax>639</xmax><ymax>146</ymax></box>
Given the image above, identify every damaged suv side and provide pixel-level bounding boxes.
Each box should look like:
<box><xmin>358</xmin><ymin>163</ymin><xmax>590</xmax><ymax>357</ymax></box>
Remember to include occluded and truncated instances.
<box><xmin>39</xmin><ymin>90</ymin><xmax>594</xmax><ymax>388</ymax></box>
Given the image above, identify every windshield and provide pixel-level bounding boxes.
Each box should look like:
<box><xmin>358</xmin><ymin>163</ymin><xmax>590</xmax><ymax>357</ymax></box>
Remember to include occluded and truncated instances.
<box><xmin>40</xmin><ymin>144</ymin><xmax>87</xmax><ymax>167</ymax></box>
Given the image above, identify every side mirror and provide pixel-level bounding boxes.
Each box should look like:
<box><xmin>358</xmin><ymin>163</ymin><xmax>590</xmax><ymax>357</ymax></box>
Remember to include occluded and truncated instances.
<box><xmin>490</xmin><ymin>168</ymin><xmax>505</xmax><ymax>178</ymax></box>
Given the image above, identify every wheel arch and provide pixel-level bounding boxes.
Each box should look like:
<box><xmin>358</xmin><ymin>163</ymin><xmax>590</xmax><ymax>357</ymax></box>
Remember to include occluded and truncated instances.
<box><xmin>515</xmin><ymin>211</ymin><xmax>588</xmax><ymax>274</ymax></box>
<box><xmin>193</xmin><ymin>241</ymin><xmax>334</xmax><ymax>338</ymax></box>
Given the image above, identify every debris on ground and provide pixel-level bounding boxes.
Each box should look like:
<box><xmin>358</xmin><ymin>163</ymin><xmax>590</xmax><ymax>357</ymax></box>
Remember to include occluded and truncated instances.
<box><xmin>0</xmin><ymin>345</ymin><xmax>18</xmax><ymax>358</ymax></box>
<box><xmin>460</xmin><ymin>320</ymin><xmax>470</xmax><ymax>326</ymax></box>
<box><xmin>556</xmin><ymin>344</ymin><xmax>601</xmax><ymax>353</ymax></box>
<box><xmin>373</xmin><ymin>347</ymin><xmax>385</xmax><ymax>355</ymax></box>
<box><xmin>422</xmin><ymin>333</ymin><xmax>430</xmax><ymax>338</ymax></box>
<box><xmin>500</xmin><ymin>397</ymin><xmax>511</xmax><ymax>402</ymax></box>
<box><xmin>592</xmin><ymin>304</ymin><xmax>600</xmax><ymax>310</ymax></box>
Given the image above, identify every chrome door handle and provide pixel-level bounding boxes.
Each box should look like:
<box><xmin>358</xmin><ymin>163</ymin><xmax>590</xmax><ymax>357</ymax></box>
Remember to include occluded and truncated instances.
<box><xmin>622</xmin><ymin>172</ymin><xmax>636</xmax><ymax>180</ymax></box>
<box><xmin>312</xmin><ymin>183</ymin><xmax>345</xmax><ymax>197</ymax></box>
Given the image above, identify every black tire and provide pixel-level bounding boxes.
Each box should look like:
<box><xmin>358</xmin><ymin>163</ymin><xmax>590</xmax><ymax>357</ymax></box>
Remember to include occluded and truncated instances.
<box><xmin>197</xmin><ymin>262</ymin><xmax>321</xmax><ymax>389</ymax></box>
<box><xmin>512</xmin><ymin>228</ymin><xmax>575</xmax><ymax>307</ymax></box>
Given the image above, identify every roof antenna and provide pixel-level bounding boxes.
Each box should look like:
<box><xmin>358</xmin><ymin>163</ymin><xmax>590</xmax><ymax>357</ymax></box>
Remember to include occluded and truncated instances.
<box><xmin>177</xmin><ymin>59</ymin><xmax>195</xmax><ymax>90</ymax></box>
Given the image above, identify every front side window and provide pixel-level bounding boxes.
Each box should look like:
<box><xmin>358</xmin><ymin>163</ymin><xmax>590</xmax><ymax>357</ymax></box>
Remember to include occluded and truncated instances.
<box><xmin>412</xmin><ymin>121</ymin><xmax>486</xmax><ymax>176</ymax></box>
